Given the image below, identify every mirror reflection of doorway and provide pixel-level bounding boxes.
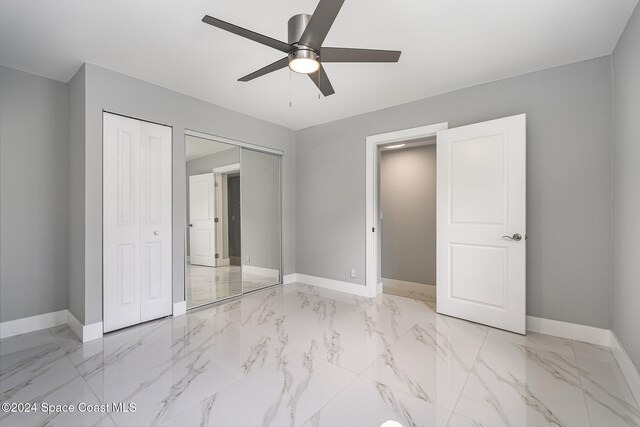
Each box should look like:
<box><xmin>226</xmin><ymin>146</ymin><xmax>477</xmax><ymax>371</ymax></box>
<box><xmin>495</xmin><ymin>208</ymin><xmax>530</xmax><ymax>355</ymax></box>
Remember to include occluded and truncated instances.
<box><xmin>186</xmin><ymin>136</ymin><xmax>243</xmax><ymax>308</ymax></box>
<box><xmin>227</xmin><ymin>173</ymin><xmax>241</xmax><ymax>267</ymax></box>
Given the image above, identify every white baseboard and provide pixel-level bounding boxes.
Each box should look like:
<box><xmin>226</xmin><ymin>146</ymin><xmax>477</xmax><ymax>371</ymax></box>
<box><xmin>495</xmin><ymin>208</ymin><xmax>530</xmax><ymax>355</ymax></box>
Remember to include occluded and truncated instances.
<box><xmin>242</xmin><ymin>265</ymin><xmax>280</xmax><ymax>279</ymax></box>
<box><xmin>0</xmin><ymin>310</ymin><xmax>68</xmax><ymax>339</ymax></box>
<box><xmin>65</xmin><ymin>310</ymin><xmax>83</xmax><ymax>340</ymax></box>
<box><xmin>81</xmin><ymin>322</ymin><xmax>103</xmax><ymax>342</ymax></box>
<box><xmin>283</xmin><ymin>273</ymin><xmax>297</xmax><ymax>284</ymax></box>
<box><xmin>295</xmin><ymin>273</ymin><xmax>373</xmax><ymax>297</ymax></box>
<box><xmin>0</xmin><ymin>309</ymin><xmax>103</xmax><ymax>342</ymax></box>
<box><xmin>526</xmin><ymin>315</ymin><xmax>612</xmax><ymax>347</ymax></box>
<box><xmin>610</xmin><ymin>332</ymin><xmax>640</xmax><ymax>407</ymax></box>
<box><xmin>173</xmin><ymin>301</ymin><xmax>187</xmax><ymax>317</ymax></box>
<box><xmin>66</xmin><ymin>310</ymin><xmax>102</xmax><ymax>343</ymax></box>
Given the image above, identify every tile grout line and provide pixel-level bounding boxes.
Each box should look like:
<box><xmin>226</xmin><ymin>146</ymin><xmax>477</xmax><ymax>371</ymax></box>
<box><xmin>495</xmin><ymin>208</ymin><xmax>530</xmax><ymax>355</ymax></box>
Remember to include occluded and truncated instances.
<box><xmin>49</xmin><ymin>326</ymin><xmax>120</xmax><ymax>427</ymax></box>
<box><xmin>287</xmin><ymin>291</ymin><xmax>433</xmax><ymax>425</ymax></box>
<box><xmin>297</xmin><ymin>370</ymin><xmax>362</xmax><ymax>426</ymax></box>
<box><xmin>571</xmin><ymin>340</ymin><xmax>597</xmax><ymax>427</ymax></box>
<box><xmin>445</xmin><ymin>328</ymin><xmax>489</xmax><ymax>426</ymax></box>
<box><xmin>357</xmin><ymin>320</ymin><xmax>463</xmax><ymax>423</ymax></box>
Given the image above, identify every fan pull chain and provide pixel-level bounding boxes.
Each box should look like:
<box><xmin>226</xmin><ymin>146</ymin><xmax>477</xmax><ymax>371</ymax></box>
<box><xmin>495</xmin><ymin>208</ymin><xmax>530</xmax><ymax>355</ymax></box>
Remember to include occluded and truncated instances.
<box><xmin>289</xmin><ymin>68</ymin><xmax>292</xmax><ymax>108</ymax></box>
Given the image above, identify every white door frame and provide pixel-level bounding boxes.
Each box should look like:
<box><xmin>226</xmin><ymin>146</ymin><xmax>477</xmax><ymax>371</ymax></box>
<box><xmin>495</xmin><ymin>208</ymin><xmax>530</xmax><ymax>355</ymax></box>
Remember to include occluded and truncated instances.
<box><xmin>365</xmin><ymin>122</ymin><xmax>449</xmax><ymax>298</ymax></box>
<box><xmin>212</xmin><ymin>163</ymin><xmax>240</xmax><ymax>266</ymax></box>
<box><xmin>212</xmin><ymin>163</ymin><xmax>241</xmax><ymax>174</ymax></box>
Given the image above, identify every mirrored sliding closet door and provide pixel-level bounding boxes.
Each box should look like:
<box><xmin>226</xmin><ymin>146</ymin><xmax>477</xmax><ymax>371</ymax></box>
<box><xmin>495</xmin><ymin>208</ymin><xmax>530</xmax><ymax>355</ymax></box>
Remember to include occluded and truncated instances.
<box><xmin>240</xmin><ymin>148</ymin><xmax>282</xmax><ymax>293</ymax></box>
<box><xmin>185</xmin><ymin>135</ymin><xmax>281</xmax><ymax>309</ymax></box>
<box><xmin>185</xmin><ymin>136</ymin><xmax>242</xmax><ymax>308</ymax></box>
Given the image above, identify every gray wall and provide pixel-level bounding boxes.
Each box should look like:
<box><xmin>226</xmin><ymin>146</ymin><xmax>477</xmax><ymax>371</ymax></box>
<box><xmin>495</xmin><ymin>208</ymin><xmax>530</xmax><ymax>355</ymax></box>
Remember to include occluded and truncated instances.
<box><xmin>380</xmin><ymin>144</ymin><xmax>436</xmax><ymax>285</ymax></box>
<box><xmin>612</xmin><ymin>3</ymin><xmax>640</xmax><ymax>369</ymax></box>
<box><xmin>296</xmin><ymin>56</ymin><xmax>614</xmax><ymax>329</ymax></box>
<box><xmin>67</xmin><ymin>65</ymin><xmax>86</xmax><ymax>323</ymax></box>
<box><xmin>80</xmin><ymin>63</ymin><xmax>295</xmax><ymax>325</ymax></box>
<box><xmin>241</xmin><ymin>149</ymin><xmax>281</xmax><ymax>273</ymax></box>
<box><xmin>0</xmin><ymin>66</ymin><xmax>69</xmax><ymax>322</ymax></box>
<box><xmin>186</xmin><ymin>147</ymin><xmax>239</xmax><ymax>176</ymax></box>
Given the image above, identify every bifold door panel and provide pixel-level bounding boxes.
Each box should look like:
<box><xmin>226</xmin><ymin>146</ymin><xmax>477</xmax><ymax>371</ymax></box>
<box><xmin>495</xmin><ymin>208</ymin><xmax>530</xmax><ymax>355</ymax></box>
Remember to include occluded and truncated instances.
<box><xmin>103</xmin><ymin>113</ymin><xmax>172</xmax><ymax>333</ymax></box>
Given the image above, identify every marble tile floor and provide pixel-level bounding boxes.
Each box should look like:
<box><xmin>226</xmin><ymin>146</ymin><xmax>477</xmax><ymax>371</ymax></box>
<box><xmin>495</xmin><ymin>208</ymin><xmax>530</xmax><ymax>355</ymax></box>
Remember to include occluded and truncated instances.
<box><xmin>186</xmin><ymin>264</ymin><xmax>278</xmax><ymax>308</ymax></box>
<box><xmin>1</xmin><ymin>283</ymin><xmax>638</xmax><ymax>427</ymax></box>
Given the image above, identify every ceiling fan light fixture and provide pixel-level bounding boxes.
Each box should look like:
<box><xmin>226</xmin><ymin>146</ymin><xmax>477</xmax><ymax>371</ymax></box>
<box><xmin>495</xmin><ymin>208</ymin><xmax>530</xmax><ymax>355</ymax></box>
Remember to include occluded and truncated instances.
<box><xmin>202</xmin><ymin>0</ymin><xmax>401</xmax><ymax>96</ymax></box>
<box><xmin>288</xmin><ymin>49</ymin><xmax>320</xmax><ymax>74</ymax></box>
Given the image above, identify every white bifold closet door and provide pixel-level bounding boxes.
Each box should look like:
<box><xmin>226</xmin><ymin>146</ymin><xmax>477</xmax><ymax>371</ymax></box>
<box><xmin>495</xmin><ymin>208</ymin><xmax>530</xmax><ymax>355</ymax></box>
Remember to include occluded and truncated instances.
<box><xmin>103</xmin><ymin>112</ymin><xmax>173</xmax><ymax>333</ymax></box>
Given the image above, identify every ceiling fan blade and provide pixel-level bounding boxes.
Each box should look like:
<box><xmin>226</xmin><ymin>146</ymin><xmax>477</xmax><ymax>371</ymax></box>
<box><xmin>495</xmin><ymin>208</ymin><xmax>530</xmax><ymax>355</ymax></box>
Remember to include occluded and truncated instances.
<box><xmin>238</xmin><ymin>57</ymin><xmax>290</xmax><ymax>82</ymax></box>
<box><xmin>202</xmin><ymin>15</ymin><xmax>291</xmax><ymax>53</ymax></box>
<box><xmin>321</xmin><ymin>47</ymin><xmax>401</xmax><ymax>63</ymax></box>
<box><xmin>298</xmin><ymin>0</ymin><xmax>345</xmax><ymax>50</ymax></box>
<box><xmin>308</xmin><ymin>65</ymin><xmax>335</xmax><ymax>96</ymax></box>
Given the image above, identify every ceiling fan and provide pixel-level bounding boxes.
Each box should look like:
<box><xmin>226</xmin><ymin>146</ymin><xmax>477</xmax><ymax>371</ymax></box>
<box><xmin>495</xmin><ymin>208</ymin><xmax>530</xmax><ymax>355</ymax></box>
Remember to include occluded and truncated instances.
<box><xmin>202</xmin><ymin>0</ymin><xmax>401</xmax><ymax>96</ymax></box>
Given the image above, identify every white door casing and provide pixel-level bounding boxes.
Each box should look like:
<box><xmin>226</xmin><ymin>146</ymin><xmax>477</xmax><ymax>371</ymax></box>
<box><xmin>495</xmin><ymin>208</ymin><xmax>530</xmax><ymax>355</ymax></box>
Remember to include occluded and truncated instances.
<box><xmin>212</xmin><ymin>163</ymin><xmax>240</xmax><ymax>267</ymax></box>
<box><xmin>436</xmin><ymin>114</ymin><xmax>526</xmax><ymax>334</ymax></box>
<box><xmin>365</xmin><ymin>123</ymin><xmax>449</xmax><ymax>297</ymax></box>
<box><xmin>103</xmin><ymin>113</ymin><xmax>172</xmax><ymax>333</ymax></box>
<box><xmin>214</xmin><ymin>173</ymin><xmax>231</xmax><ymax>266</ymax></box>
<box><xmin>188</xmin><ymin>173</ymin><xmax>216</xmax><ymax>266</ymax></box>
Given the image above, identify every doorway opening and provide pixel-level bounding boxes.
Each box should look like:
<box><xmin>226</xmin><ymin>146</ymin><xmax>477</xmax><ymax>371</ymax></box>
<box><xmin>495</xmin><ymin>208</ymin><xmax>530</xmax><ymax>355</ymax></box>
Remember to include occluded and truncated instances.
<box><xmin>365</xmin><ymin>122</ymin><xmax>449</xmax><ymax>298</ymax></box>
<box><xmin>379</xmin><ymin>138</ymin><xmax>437</xmax><ymax>302</ymax></box>
<box><xmin>366</xmin><ymin>116</ymin><xmax>527</xmax><ymax>334</ymax></box>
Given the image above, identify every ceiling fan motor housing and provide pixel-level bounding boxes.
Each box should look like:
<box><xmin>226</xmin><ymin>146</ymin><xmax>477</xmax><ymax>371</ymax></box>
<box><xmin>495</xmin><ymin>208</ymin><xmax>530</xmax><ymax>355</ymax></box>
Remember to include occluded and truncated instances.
<box><xmin>288</xmin><ymin>13</ymin><xmax>315</xmax><ymax>51</ymax></box>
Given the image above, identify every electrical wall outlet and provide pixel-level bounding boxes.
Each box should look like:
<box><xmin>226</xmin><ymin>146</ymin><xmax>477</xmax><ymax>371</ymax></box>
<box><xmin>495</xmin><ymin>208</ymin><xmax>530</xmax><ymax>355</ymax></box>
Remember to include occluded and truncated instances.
<box><xmin>350</xmin><ymin>268</ymin><xmax>356</xmax><ymax>279</ymax></box>
<box><xmin>246</xmin><ymin>255</ymin><xmax>251</xmax><ymax>262</ymax></box>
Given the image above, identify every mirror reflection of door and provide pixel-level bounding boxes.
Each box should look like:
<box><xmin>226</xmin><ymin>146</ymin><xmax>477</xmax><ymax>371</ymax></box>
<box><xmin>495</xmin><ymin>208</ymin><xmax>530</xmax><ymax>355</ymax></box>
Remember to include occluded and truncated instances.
<box><xmin>185</xmin><ymin>136</ymin><xmax>241</xmax><ymax>308</ymax></box>
<box><xmin>188</xmin><ymin>173</ymin><xmax>216</xmax><ymax>267</ymax></box>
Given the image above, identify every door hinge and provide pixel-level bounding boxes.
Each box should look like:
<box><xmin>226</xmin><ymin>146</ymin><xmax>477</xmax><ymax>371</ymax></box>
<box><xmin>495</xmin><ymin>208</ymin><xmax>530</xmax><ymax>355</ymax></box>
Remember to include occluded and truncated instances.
<box><xmin>215</xmin><ymin>253</ymin><xmax>219</xmax><ymax>259</ymax></box>
<box><xmin>214</xmin><ymin>218</ymin><xmax>219</xmax><ymax>223</ymax></box>
<box><xmin>372</xmin><ymin>227</ymin><xmax>375</xmax><ymax>232</ymax></box>
<box><xmin>214</xmin><ymin>182</ymin><xmax>219</xmax><ymax>187</ymax></box>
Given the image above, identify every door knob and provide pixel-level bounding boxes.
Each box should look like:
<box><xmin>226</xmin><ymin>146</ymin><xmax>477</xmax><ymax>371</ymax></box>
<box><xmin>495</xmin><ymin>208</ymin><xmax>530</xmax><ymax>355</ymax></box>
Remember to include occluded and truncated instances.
<box><xmin>503</xmin><ymin>233</ymin><xmax>522</xmax><ymax>241</ymax></box>
<box><xmin>188</xmin><ymin>224</ymin><xmax>193</xmax><ymax>227</ymax></box>
<box><xmin>154</xmin><ymin>230</ymin><xmax>160</xmax><ymax>236</ymax></box>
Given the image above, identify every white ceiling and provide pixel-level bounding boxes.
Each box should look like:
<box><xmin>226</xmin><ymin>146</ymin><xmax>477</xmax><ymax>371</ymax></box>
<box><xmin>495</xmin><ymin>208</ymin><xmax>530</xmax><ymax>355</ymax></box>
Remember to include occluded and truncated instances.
<box><xmin>0</xmin><ymin>0</ymin><xmax>636</xmax><ymax>130</ymax></box>
<box><xmin>185</xmin><ymin>135</ymin><xmax>236</xmax><ymax>162</ymax></box>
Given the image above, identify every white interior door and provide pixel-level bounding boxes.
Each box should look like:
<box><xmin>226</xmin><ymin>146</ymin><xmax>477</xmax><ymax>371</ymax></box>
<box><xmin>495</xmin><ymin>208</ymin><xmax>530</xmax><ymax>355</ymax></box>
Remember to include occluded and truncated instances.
<box><xmin>188</xmin><ymin>173</ymin><xmax>216</xmax><ymax>266</ymax></box>
<box><xmin>436</xmin><ymin>114</ymin><xmax>526</xmax><ymax>334</ymax></box>
<box><xmin>103</xmin><ymin>113</ymin><xmax>172</xmax><ymax>333</ymax></box>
